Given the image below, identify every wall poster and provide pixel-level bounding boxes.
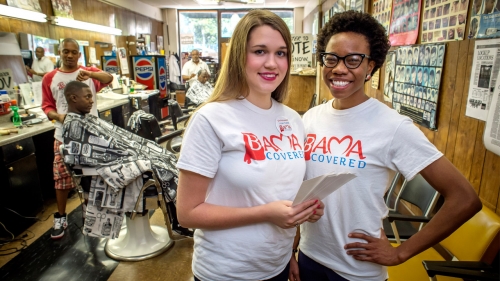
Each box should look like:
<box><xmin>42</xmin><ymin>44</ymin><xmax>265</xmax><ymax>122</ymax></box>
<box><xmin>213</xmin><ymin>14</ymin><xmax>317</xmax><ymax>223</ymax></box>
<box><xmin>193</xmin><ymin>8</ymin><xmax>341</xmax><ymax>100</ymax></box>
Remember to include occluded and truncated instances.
<box><xmin>373</xmin><ymin>0</ymin><xmax>393</xmax><ymax>33</ymax></box>
<box><xmin>389</xmin><ymin>0</ymin><xmax>422</xmax><ymax>46</ymax></box>
<box><xmin>330</xmin><ymin>1</ymin><xmax>346</xmax><ymax>16</ymax></box>
<box><xmin>392</xmin><ymin>44</ymin><xmax>445</xmax><ymax>130</ymax></box>
<box><xmin>469</xmin><ymin>0</ymin><xmax>500</xmax><ymax>38</ymax></box>
<box><xmin>117</xmin><ymin>47</ymin><xmax>129</xmax><ymax>75</ymax></box>
<box><xmin>421</xmin><ymin>0</ymin><xmax>468</xmax><ymax>43</ymax></box>
<box><xmin>291</xmin><ymin>34</ymin><xmax>313</xmax><ymax>71</ymax></box>
<box><xmin>484</xmin><ymin>71</ymin><xmax>500</xmax><ymax>156</ymax></box>
<box><xmin>6</xmin><ymin>0</ymin><xmax>42</xmax><ymax>12</ymax></box>
<box><xmin>466</xmin><ymin>38</ymin><xmax>500</xmax><ymax>120</ymax></box>
<box><xmin>51</xmin><ymin>0</ymin><xmax>74</xmax><ymax>19</ymax></box>
<box><xmin>383</xmin><ymin>51</ymin><xmax>396</xmax><ymax>102</ymax></box>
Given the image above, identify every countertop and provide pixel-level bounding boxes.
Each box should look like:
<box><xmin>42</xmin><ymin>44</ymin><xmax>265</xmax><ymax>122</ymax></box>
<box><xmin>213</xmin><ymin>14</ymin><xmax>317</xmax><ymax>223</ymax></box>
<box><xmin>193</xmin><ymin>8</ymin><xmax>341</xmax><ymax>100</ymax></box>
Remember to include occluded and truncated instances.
<box><xmin>96</xmin><ymin>98</ymin><xmax>129</xmax><ymax>112</ymax></box>
<box><xmin>0</xmin><ymin>94</ymin><xmax>139</xmax><ymax>146</ymax></box>
<box><xmin>0</xmin><ymin>117</ymin><xmax>54</xmax><ymax>146</ymax></box>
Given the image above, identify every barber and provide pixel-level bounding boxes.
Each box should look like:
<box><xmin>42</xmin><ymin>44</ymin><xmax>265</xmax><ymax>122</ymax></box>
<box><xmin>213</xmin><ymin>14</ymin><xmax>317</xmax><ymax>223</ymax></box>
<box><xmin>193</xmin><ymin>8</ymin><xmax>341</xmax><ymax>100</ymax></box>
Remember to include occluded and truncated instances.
<box><xmin>26</xmin><ymin>47</ymin><xmax>54</xmax><ymax>82</ymax></box>
<box><xmin>41</xmin><ymin>38</ymin><xmax>113</xmax><ymax>240</ymax></box>
<box><xmin>181</xmin><ymin>49</ymin><xmax>210</xmax><ymax>85</ymax></box>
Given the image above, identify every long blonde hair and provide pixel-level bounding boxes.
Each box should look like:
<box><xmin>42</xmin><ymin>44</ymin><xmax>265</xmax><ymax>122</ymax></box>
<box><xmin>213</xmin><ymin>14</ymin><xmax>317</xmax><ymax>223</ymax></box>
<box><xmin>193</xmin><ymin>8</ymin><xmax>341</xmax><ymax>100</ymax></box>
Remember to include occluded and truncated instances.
<box><xmin>206</xmin><ymin>9</ymin><xmax>292</xmax><ymax>104</ymax></box>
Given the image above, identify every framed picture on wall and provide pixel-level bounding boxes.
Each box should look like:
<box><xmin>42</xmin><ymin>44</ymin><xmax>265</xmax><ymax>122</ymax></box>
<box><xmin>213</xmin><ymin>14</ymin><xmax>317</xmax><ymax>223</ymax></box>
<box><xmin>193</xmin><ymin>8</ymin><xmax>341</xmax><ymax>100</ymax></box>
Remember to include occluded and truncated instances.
<box><xmin>7</xmin><ymin>0</ymin><xmax>42</xmax><ymax>12</ymax></box>
<box><xmin>50</xmin><ymin>0</ymin><xmax>74</xmax><ymax>19</ymax></box>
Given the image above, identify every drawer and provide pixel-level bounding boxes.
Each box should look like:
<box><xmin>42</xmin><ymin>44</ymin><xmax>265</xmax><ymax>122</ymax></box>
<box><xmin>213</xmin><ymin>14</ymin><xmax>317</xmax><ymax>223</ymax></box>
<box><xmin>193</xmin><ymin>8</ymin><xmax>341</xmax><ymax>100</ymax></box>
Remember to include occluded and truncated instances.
<box><xmin>1</xmin><ymin>137</ymin><xmax>36</xmax><ymax>163</ymax></box>
<box><xmin>122</xmin><ymin>103</ymin><xmax>131</xmax><ymax>115</ymax></box>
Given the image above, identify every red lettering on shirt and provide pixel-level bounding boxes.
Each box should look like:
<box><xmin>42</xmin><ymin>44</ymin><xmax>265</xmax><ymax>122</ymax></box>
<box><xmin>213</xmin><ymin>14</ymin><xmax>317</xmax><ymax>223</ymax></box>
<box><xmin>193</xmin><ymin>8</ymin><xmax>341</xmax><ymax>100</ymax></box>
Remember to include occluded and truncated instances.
<box><xmin>243</xmin><ymin>133</ymin><xmax>266</xmax><ymax>164</ymax></box>
<box><xmin>304</xmin><ymin>134</ymin><xmax>316</xmax><ymax>160</ymax></box>
<box><xmin>305</xmin><ymin>133</ymin><xmax>365</xmax><ymax>160</ymax></box>
<box><xmin>242</xmin><ymin>133</ymin><xmax>303</xmax><ymax>164</ymax></box>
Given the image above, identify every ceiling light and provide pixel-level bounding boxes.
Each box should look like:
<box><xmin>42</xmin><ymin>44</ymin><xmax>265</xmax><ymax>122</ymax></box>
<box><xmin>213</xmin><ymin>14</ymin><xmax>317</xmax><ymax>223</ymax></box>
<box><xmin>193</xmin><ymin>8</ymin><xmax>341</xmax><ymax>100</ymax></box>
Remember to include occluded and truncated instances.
<box><xmin>0</xmin><ymin>4</ymin><xmax>47</xmax><ymax>22</ymax></box>
<box><xmin>50</xmin><ymin>16</ymin><xmax>122</xmax><ymax>35</ymax></box>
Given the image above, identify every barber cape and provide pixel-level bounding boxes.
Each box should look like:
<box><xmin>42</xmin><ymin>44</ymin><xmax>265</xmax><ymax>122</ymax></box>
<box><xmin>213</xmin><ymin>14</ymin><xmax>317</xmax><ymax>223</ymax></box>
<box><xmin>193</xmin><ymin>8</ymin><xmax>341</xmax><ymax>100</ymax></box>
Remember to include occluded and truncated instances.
<box><xmin>62</xmin><ymin>113</ymin><xmax>178</xmax><ymax>239</ymax></box>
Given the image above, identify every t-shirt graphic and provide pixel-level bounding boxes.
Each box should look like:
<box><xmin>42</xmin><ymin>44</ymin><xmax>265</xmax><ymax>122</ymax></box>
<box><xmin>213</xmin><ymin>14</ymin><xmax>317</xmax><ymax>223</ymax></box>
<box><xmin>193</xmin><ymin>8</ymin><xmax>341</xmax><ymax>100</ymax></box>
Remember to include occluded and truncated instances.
<box><xmin>242</xmin><ymin>132</ymin><xmax>304</xmax><ymax>164</ymax></box>
<box><xmin>304</xmin><ymin>133</ymin><xmax>367</xmax><ymax>169</ymax></box>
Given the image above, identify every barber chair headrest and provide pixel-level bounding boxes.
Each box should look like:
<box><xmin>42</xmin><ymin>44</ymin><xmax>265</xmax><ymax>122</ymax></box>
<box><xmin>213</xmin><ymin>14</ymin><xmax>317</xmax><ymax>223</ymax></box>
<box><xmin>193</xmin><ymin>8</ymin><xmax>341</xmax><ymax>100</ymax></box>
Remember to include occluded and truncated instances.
<box><xmin>136</xmin><ymin>115</ymin><xmax>162</xmax><ymax>141</ymax></box>
<box><xmin>168</xmin><ymin>100</ymin><xmax>184</xmax><ymax>118</ymax></box>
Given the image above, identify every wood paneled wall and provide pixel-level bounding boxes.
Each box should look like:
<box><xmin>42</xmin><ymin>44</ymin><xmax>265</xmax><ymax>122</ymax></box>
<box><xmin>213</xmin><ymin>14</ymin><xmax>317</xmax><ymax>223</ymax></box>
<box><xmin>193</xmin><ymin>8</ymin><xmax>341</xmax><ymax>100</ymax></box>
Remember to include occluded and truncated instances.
<box><xmin>365</xmin><ymin>40</ymin><xmax>500</xmax><ymax>215</ymax></box>
<box><xmin>0</xmin><ymin>0</ymin><xmax>163</xmax><ymax>51</ymax></box>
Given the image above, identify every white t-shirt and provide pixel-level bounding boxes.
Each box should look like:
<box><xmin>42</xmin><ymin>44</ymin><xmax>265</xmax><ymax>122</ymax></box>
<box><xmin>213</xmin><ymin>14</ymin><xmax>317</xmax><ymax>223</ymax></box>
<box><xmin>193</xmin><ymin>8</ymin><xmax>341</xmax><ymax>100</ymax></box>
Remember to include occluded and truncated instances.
<box><xmin>177</xmin><ymin>98</ymin><xmax>306</xmax><ymax>281</ymax></box>
<box><xmin>181</xmin><ymin>60</ymin><xmax>210</xmax><ymax>84</ymax></box>
<box><xmin>32</xmin><ymin>56</ymin><xmax>54</xmax><ymax>82</ymax></box>
<box><xmin>299</xmin><ymin>98</ymin><xmax>443</xmax><ymax>281</ymax></box>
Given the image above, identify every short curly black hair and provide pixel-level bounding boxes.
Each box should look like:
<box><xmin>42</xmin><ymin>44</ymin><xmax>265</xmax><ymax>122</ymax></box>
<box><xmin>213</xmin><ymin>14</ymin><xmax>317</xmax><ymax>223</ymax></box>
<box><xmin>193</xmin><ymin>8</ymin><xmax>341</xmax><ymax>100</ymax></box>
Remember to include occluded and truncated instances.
<box><xmin>316</xmin><ymin>10</ymin><xmax>391</xmax><ymax>76</ymax></box>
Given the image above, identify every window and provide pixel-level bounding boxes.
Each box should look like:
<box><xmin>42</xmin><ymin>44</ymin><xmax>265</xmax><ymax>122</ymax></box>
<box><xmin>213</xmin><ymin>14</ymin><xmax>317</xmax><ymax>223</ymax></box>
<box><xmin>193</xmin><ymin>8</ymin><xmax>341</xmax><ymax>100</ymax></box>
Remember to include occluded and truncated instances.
<box><xmin>179</xmin><ymin>11</ymin><xmax>219</xmax><ymax>62</ymax></box>
<box><xmin>221</xmin><ymin>10</ymin><xmax>293</xmax><ymax>38</ymax></box>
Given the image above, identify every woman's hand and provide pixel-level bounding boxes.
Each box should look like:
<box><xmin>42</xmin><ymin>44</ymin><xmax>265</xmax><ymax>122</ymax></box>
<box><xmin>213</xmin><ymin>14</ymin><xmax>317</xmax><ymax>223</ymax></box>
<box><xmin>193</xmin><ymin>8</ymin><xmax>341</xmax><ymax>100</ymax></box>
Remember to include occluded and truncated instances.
<box><xmin>344</xmin><ymin>229</ymin><xmax>402</xmax><ymax>266</ymax></box>
<box><xmin>307</xmin><ymin>199</ymin><xmax>324</xmax><ymax>223</ymax></box>
<box><xmin>264</xmin><ymin>199</ymin><xmax>320</xmax><ymax>229</ymax></box>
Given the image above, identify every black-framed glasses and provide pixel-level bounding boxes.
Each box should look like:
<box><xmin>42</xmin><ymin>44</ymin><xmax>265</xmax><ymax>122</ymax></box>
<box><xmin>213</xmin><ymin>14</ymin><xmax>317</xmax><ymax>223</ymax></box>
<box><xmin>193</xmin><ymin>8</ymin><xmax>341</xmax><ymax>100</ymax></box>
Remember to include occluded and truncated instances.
<box><xmin>320</xmin><ymin>52</ymin><xmax>371</xmax><ymax>69</ymax></box>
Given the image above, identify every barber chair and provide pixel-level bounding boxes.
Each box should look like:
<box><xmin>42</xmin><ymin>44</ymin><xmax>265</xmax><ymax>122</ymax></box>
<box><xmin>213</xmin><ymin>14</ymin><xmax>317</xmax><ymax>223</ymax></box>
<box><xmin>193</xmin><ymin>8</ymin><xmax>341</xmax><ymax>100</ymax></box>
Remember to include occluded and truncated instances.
<box><xmin>61</xmin><ymin>129</ymin><xmax>184</xmax><ymax>261</ymax></box>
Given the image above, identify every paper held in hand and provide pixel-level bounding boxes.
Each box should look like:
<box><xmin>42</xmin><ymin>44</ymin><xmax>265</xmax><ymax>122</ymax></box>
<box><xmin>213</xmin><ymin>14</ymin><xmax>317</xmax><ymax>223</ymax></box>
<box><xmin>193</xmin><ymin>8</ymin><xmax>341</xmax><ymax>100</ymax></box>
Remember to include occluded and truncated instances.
<box><xmin>292</xmin><ymin>172</ymin><xmax>357</xmax><ymax>206</ymax></box>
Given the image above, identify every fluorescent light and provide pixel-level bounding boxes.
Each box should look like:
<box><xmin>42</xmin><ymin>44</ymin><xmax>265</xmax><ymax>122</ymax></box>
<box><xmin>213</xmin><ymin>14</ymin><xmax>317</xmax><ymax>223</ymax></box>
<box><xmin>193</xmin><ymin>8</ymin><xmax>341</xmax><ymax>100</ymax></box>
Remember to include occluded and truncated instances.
<box><xmin>50</xmin><ymin>16</ymin><xmax>122</xmax><ymax>35</ymax></box>
<box><xmin>0</xmin><ymin>4</ymin><xmax>47</xmax><ymax>22</ymax></box>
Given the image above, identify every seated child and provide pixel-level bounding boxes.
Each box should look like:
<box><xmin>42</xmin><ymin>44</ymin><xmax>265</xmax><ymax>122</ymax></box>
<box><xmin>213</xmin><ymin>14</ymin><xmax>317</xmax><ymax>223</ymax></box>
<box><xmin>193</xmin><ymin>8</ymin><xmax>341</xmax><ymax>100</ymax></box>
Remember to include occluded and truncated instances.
<box><xmin>61</xmin><ymin>81</ymin><xmax>192</xmax><ymax>237</ymax></box>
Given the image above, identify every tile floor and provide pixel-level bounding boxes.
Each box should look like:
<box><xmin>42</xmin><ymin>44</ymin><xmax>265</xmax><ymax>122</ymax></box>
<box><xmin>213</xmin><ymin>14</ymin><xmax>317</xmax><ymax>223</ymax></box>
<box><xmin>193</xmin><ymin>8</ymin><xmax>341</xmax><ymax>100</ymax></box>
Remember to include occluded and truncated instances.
<box><xmin>0</xmin><ymin>194</ymin><xmax>194</xmax><ymax>281</ymax></box>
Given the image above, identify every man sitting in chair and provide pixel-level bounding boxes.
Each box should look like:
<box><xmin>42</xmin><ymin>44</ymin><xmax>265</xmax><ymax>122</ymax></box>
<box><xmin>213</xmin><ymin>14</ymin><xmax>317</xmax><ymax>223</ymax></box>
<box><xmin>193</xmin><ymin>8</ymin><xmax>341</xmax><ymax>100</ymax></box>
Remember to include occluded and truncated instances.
<box><xmin>61</xmin><ymin>81</ymin><xmax>192</xmax><ymax>238</ymax></box>
<box><xmin>185</xmin><ymin>69</ymin><xmax>213</xmax><ymax>106</ymax></box>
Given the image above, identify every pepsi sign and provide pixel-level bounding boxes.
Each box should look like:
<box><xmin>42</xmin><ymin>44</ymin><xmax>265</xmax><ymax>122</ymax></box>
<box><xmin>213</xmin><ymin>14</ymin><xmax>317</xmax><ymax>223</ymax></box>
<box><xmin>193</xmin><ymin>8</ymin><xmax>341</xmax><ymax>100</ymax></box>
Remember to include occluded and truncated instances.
<box><xmin>159</xmin><ymin>66</ymin><xmax>167</xmax><ymax>90</ymax></box>
<box><xmin>103</xmin><ymin>57</ymin><xmax>119</xmax><ymax>74</ymax></box>
<box><xmin>133</xmin><ymin>57</ymin><xmax>156</xmax><ymax>90</ymax></box>
<box><xmin>134</xmin><ymin>58</ymin><xmax>155</xmax><ymax>80</ymax></box>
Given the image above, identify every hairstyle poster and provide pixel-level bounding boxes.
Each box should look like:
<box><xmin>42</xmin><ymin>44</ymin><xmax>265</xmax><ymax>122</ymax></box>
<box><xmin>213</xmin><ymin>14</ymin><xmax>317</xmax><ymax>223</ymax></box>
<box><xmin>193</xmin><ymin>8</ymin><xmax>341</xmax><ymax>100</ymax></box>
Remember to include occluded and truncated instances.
<box><xmin>349</xmin><ymin>0</ymin><xmax>365</xmax><ymax>11</ymax></box>
<box><xmin>384</xmin><ymin>51</ymin><xmax>397</xmax><ymax>102</ymax></box>
<box><xmin>373</xmin><ymin>0</ymin><xmax>393</xmax><ymax>33</ymax></box>
<box><xmin>330</xmin><ymin>1</ymin><xmax>346</xmax><ymax>16</ymax></box>
<box><xmin>421</xmin><ymin>0</ymin><xmax>468</xmax><ymax>43</ymax></box>
<box><xmin>7</xmin><ymin>0</ymin><xmax>42</xmax><ymax>12</ymax></box>
<box><xmin>51</xmin><ymin>0</ymin><xmax>74</xmax><ymax>19</ymax></box>
<box><xmin>469</xmin><ymin>0</ymin><xmax>500</xmax><ymax>38</ymax></box>
<box><xmin>389</xmin><ymin>0</ymin><xmax>422</xmax><ymax>46</ymax></box>
<box><xmin>392</xmin><ymin>44</ymin><xmax>446</xmax><ymax>130</ymax></box>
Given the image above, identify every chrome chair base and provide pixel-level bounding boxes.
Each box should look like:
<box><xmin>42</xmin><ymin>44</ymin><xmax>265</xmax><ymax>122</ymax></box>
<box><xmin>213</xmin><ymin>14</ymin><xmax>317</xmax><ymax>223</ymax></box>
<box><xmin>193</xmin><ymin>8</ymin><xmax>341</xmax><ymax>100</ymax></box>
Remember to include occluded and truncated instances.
<box><xmin>105</xmin><ymin>215</ymin><xmax>174</xmax><ymax>261</ymax></box>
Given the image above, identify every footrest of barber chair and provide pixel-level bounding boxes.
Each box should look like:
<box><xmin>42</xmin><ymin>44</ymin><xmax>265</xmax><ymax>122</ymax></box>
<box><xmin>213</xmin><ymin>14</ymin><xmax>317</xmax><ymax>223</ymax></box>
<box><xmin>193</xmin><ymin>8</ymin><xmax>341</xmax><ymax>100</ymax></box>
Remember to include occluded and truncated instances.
<box><xmin>105</xmin><ymin>215</ymin><xmax>175</xmax><ymax>261</ymax></box>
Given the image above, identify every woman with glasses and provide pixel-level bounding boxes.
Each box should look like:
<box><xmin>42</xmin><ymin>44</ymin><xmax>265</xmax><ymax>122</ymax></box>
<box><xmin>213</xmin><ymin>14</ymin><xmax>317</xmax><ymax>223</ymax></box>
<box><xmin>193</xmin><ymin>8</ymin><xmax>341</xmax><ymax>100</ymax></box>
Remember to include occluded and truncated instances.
<box><xmin>176</xmin><ymin>10</ymin><xmax>324</xmax><ymax>281</ymax></box>
<box><xmin>294</xmin><ymin>11</ymin><xmax>481</xmax><ymax>281</ymax></box>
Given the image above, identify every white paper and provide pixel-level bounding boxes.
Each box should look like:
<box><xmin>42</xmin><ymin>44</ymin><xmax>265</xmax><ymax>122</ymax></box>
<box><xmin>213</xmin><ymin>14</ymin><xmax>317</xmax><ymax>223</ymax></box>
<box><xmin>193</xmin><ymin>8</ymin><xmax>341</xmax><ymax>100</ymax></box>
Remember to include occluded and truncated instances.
<box><xmin>484</xmin><ymin>71</ymin><xmax>500</xmax><ymax>156</ymax></box>
<box><xmin>19</xmin><ymin>82</ymin><xmax>33</xmax><ymax>106</ymax></box>
<box><xmin>89</xmin><ymin>47</ymin><xmax>97</xmax><ymax>64</ymax></box>
<box><xmin>292</xmin><ymin>172</ymin><xmax>356</xmax><ymax>206</ymax></box>
<box><xmin>118</xmin><ymin>47</ymin><xmax>129</xmax><ymax>75</ymax></box>
<box><xmin>466</xmin><ymin>38</ymin><xmax>500</xmax><ymax>121</ymax></box>
<box><xmin>31</xmin><ymin>81</ymin><xmax>42</xmax><ymax>105</ymax></box>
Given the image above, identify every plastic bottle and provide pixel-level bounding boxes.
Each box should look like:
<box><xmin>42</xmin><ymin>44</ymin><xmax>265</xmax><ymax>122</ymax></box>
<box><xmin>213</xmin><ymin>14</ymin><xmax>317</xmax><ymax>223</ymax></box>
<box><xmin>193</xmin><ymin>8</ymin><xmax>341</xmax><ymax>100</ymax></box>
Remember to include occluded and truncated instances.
<box><xmin>0</xmin><ymin>90</ymin><xmax>11</xmax><ymax>115</ymax></box>
<box><xmin>10</xmin><ymin>102</ymin><xmax>22</xmax><ymax>127</ymax></box>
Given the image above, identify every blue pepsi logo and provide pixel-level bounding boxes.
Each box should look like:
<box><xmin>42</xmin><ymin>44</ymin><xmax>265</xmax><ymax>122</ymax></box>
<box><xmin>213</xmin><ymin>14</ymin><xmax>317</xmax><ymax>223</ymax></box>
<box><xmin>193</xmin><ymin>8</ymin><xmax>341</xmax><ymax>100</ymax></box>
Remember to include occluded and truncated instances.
<box><xmin>135</xmin><ymin>59</ymin><xmax>154</xmax><ymax>80</ymax></box>
<box><xmin>104</xmin><ymin>58</ymin><xmax>119</xmax><ymax>73</ymax></box>
<box><xmin>159</xmin><ymin>66</ymin><xmax>166</xmax><ymax>90</ymax></box>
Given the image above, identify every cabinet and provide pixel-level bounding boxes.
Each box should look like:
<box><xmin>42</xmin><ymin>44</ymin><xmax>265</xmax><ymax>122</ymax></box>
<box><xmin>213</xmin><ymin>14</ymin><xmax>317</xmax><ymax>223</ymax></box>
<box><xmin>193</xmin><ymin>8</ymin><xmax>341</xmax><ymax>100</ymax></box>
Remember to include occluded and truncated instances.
<box><xmin>0</xmin><ymin>137</ymin><xmax>43</xmax><ymax>237</ymax></box>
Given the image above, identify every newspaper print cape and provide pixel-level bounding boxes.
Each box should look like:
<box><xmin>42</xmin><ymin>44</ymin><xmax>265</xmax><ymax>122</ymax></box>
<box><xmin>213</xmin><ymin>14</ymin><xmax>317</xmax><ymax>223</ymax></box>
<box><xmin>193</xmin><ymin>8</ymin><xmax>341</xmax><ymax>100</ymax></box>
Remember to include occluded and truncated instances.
<box><xmin>62</xmin><ymin>113</ymin><xmax>178</xmax><ymax>238</ymax></box>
